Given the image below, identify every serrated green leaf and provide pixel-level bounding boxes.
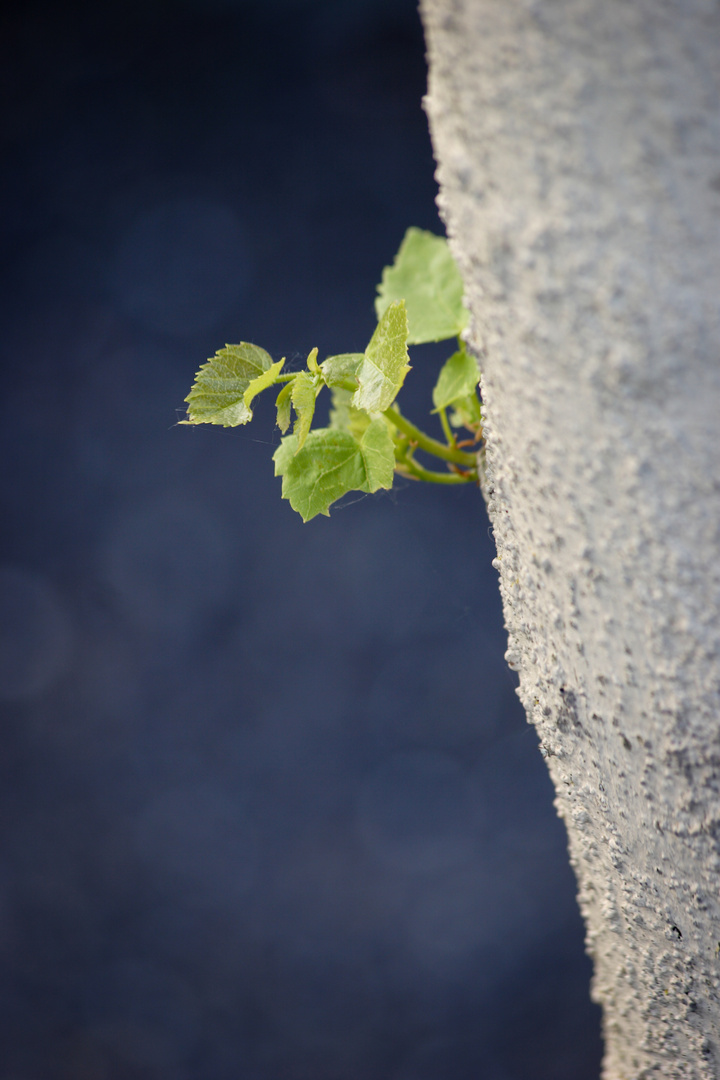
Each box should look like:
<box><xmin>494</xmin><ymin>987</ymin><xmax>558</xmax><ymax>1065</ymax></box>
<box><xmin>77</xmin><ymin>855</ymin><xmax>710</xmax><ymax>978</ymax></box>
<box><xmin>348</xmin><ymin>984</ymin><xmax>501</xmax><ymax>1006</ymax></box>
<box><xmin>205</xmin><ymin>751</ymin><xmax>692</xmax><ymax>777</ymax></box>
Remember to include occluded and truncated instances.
<box><xmin>275</xmin><ymin>380</ymin><xmax>293</xmax><ymax>433</ymax></box>
<box><xmin>272</xmin><ymin>420</ymin><xmax>395</xmax><ymax>522</ymax></box>
<box><xmin>375</xmin><ymin>227</ymin><xmax>469</xmax><ymax>345</ymax></box>
<box><xmin>353</xmin><ymin>300</ymin><xmax>410</xmax><ymax>414</ymax></box>
<box><xmin>431</xmin><ymin>345</ymin><xmax>479</xmax><ymax>411</ymax></box>
<box><xmin>244</xmin><ymin>358</ymin><xmax>285</xmax><ymax>410</ymax></box>
<box><xmin>291</xmin><ymin>370</ymin><xmax>317</xmax><ymax>451</ymax></box>
<box><xmin>320</xmin><ymin>353</ymin><xmax>363</xmax><ymax>388</ymax></box>
<box><xmin>358</xmin><ymin>418</ymin><xmax>397</xmax><ymax>487</ymax></box>
<box><xmin>273</xmin><ymin>433</ymin><xmax>296</xmax><ymax>477</ymax></box>
<box><xmin>184</xmin><ymin>343</ymin><xmax>274</xmax><ymax>426</ymax></box>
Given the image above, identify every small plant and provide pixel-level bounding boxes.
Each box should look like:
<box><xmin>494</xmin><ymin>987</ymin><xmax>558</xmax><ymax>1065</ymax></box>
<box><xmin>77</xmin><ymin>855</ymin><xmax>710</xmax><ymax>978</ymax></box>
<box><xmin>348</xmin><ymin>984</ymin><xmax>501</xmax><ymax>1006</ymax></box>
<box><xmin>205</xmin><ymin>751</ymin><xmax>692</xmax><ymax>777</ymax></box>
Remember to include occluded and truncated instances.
<box><xmin>182</xmin><ymin>227</ymin><xmax>483</xmax><ymax>521</ymax></box>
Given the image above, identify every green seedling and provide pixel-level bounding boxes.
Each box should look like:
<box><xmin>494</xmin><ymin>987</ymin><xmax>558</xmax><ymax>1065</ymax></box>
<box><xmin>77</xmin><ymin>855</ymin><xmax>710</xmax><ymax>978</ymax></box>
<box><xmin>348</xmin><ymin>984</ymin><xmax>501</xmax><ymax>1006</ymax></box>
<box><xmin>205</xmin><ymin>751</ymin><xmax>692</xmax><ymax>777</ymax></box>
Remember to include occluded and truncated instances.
<box><xmin>182</xmin><ymin>227</ymin><xmax>484</xmax><ymax>521</ymax></box>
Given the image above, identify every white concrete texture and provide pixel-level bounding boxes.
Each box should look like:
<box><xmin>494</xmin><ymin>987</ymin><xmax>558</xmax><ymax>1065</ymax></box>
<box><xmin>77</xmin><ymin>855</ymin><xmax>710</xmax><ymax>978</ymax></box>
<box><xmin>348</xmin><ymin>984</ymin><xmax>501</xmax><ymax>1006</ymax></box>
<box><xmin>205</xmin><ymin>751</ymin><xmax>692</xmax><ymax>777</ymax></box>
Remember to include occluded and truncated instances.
<box><xmin>420</xmin><ymin>1</ymin><xmax>720</xmax><ymax>1076</ymax></box>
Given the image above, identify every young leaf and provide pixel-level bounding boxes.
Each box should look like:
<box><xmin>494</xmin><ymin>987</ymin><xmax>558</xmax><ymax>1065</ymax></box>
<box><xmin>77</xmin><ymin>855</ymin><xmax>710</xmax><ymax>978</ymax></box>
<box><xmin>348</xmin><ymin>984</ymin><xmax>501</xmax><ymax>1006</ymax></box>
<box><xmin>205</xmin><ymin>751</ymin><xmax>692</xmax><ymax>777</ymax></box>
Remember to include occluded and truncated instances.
<box><xmin>272</xmin><ymin>433</ymin><xmax>297</xmax><ymax>478</ymax></box>
<box><xmin>306</xmin><ymin>347</ymin><xmax>319</xmax><ymax>373</ymax></box>
<box><xmin>328</xmin><ymin>387</ymin><xmax>372</xmax><ymax>440</ymax></box>
<box><xmin>244</xmin><ymin>359</ymin><xmax>285</xmax><ymax>411</ymax></box>
<box><xmin>320</xmin><ymin>353</ymin><xmax>363</xmax><ymax>389</ymax></box>
<box><xmin>275</xmin><ymin>380</ymin><xmax>294</xmax><ymax>433</ymax></box>
<box><xmin>431</xmin><ymin>345</ymin><xmax>479</xmax><ymax>411</ymax></box>
<box><xmin>356</xmin><ymin>418</ymin><xmax>396</xmax><ymax>489</ymax></box>
<box><xmin>449</xmin><ymin>393</ymin><xmax>483</xmax><ymax>432</ymax></box>
<box><xmin>184</xmin><ymin>343</ymin><xmax>275</xmax><ymax>426</ymax></box>
<box><xmin>353</xmin><ymin>300</ymin><xmax>410</xmax><ymax>414</ymax></box>
<box><xmin>375</xmin><ymin>227</ymin><xmax>469</xmax><ymax>345</ymax></box>
<box><xmin>273</xmin><ymin>420</ymin><xmax>395</xmax><ymax>522</ymax></box>
<box><xmin>290</xmin><ymin>370</ymin><xmax>317</xmax><ymax>451</ymax></box>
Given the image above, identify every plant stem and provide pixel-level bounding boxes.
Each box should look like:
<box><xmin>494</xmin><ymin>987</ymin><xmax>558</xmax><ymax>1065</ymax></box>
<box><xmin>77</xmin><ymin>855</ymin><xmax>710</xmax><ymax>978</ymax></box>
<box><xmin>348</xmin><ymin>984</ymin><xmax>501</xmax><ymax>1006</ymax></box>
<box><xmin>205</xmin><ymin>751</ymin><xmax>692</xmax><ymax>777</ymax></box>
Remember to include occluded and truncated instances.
<box><xmin>396</xmin><ymin>457</ymin><xmax>476</xmax><ymax>484</ymax></box>
<box><xmin>438</xmin><ymin>406</ymin><xmax>456</xmax><ymax>448</ymax></box>
<box><xmin>384</xmin><ymin>406</ymin><xmax>477</xmax><ymax>466</ymax></box>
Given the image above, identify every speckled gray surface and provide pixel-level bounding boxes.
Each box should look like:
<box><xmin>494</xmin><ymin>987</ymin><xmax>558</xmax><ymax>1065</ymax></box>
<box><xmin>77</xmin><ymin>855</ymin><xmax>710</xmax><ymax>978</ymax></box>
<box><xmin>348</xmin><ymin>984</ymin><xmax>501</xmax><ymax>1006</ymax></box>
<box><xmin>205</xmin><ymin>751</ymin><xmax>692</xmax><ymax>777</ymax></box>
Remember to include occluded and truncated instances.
<box><xmin>422</xmin><ymin>0</ymin><xmax>720</xmax><ymax>1075</ymax></box>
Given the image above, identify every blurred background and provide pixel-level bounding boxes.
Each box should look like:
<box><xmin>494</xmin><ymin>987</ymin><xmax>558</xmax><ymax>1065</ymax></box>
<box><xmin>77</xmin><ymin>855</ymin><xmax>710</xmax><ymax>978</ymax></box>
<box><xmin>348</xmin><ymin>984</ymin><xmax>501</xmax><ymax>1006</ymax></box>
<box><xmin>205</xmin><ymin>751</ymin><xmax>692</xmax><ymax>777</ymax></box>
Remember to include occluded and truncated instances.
<box><xmin>0</xmin><ymin>1</ymin><xmax>601</xmax><ymax>1077</ymax></box>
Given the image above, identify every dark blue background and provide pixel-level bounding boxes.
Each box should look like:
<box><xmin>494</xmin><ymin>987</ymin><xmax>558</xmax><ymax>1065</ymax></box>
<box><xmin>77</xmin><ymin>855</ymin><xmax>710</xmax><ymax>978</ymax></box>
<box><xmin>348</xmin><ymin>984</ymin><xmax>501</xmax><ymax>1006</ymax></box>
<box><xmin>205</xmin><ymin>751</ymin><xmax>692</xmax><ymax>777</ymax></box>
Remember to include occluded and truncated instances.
<box><xmin>0</xmin><ymin>1</ymin><xmax>601</xmax><ymax>1076</ymax></box>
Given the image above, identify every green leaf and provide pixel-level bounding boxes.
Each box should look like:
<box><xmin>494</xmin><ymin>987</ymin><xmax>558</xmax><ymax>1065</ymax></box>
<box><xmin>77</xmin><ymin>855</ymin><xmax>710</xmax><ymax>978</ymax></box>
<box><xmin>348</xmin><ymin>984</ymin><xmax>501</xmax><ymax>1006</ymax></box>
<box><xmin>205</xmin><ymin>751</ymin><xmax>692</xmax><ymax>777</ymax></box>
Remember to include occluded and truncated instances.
<box><xmin>291</xmin><ymin>370</ymin><xmax>317</xmax><ymax>451</ymax></box>
<box><xmin>273</xmin><ymin>419</ymin><xmax>395</xmax><ymax>522</ymax></box>
<box><xmin>328</xmin><ymin>387</ymin><xmax>372</xmax><ymax>440</ymax></box>
<box><xmin>449</xmin><ymin>393</ymin><xmax>483</xmax><ymax>431</ymax></box>
<box><xmin>375</xmin><ymin>227</ymin><xmax>468</xmax><ymax>345</ymax></box>
<box><xmin>320</xmin><ymin>353</ymin><xmax>363</xmax><ymax>388</ymax></box>
<box><xmin>431</xmin><ymin>345</ymin><xmax>479</xmax><ymax>411</ymax></box>
<box><xmin>272</xmin><ymin>433</ymin><xmax>297</xmax><ymax>478</ymax></box>
<box><xmin>328</xmin><ymin>386</ymin><xmax>352</xmax><ymax>432</ymax></box>
<box><xmin>352</xmin><ymin>300</ymin><xmax>410</xmax><ymax>414</ymax></box>
<box><xmin>306</xmin><ymin>347</ymin><xmax>319</xmax><ymax>373</ymax></box>
<box><xmin>184</xmin><ymin>343</ymin><xmax>274</xmax><ymax>426</ymax></box>
<box><xmin>275</xmin><ymin>380</ymin><xmax>293</xmax><ymax>433</ymax></box>
<box><xmin>357</xmin><ymin>418</ymin><xmax>396</xmax><ymax>488</ymax></box>
<box><xmin>244</xmin><ymin>359</ymin><xmax>285</xmax><ymax>410</ymax></box>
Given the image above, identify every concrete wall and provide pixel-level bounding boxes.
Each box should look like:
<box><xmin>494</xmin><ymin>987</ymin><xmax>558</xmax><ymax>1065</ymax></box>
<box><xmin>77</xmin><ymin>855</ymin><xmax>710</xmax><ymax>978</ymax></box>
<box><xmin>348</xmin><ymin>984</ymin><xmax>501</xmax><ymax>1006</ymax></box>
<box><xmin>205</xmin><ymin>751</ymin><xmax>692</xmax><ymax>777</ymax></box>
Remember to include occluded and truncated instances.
<box><xmin>421</xmin><ymin>1</ymin><xmax>720</xmax><ymax>1075</ymax></box>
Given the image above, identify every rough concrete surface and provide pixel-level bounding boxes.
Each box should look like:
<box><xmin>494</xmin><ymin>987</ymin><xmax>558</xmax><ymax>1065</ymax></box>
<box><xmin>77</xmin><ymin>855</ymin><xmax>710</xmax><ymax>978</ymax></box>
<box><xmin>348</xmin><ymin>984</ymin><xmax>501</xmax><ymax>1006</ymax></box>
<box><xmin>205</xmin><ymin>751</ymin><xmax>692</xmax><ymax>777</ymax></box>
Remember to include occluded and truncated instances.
<box><xmin>421</xmin><ymin>0</ymin><xmax>720</xmax><ymax>1076</ymax></box>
